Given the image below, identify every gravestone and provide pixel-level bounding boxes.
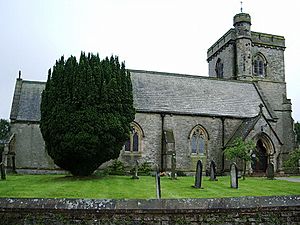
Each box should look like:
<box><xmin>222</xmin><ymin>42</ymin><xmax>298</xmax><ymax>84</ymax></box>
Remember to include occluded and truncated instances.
<box><xmin>193</xmin><ymin>160</ymin><xmax>203</xmax><ymax>188</ymax></box>
<box><xmin>131</xmin><ymin>160</ymin><xmax>139</xmax><ymax>179</ymax></box>
<box><xmin>266</xmin><ymin>163</ymin><xmax>274</xmax><ymax>180</ymax></box>
<box><xmin>155</xmin><ymin>167</ymin><xmax>161</xmax><ymax>199</ymax></box>
<box><xmin>0</xmin><ymin>162</ymin><xmax>6</xmax><ymax>180</ymax></box>
<box><xmin>171</xmin><ymin>153</ymin><xmax>176</xmax><ymax>180</ymax></box>
<box><xmin>209</xmin><ymin>160</ymin><xmax>218</xmax><ymax>181</ymax></box>
<box><xmin>230</xmin><ymin>163</ymin><xmax>238</xmax><ymax>189</ymax></box>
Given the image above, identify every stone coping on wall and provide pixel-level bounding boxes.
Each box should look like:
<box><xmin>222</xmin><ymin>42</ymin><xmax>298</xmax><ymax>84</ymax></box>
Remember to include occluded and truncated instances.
<box><xmin>1</xmin><ymin>195</ymin><xmax>299</xmax><ymax>212</ymax></box>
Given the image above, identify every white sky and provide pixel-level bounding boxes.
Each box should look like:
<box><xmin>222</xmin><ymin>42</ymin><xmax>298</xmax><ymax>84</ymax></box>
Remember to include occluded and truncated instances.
<box><xmin>0</xmin><ymin>0</ymin><xmax>299</xmax><ymax>121</ymax></box>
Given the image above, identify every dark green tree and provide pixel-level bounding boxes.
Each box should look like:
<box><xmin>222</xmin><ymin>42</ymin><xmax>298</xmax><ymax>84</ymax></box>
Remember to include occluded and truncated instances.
<box><xmin>0</xmin><ymin>119</ymin><xmax>10</xmax><ymax>153</ymax></box>
<box><xmin>295</xmin><ymin>122</ymin><xmax>300</xmax><ymax>146</ymax></box>
<box><xmin>40</xmin><ymin>53</ymin><xmax>135</xmax><ymax>176</ymax></box>
<box><xmin>224</xmin><ymin>137</ymin><xmax>256</xmax><ymax>180</ymax></box>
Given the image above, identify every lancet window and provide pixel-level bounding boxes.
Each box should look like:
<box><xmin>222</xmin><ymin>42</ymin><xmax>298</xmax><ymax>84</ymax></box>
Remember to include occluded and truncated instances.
<box><xmin>189</xmin><ymin>125</ymin><xmax>208</xmax><ymax>155</ymax></box>
<box><xmin>124</xmin><ymin>122</ymin><xmax>143</xmax><ymax>153</ymax></box>
<box><xmin>215</xmin><ymin>58</ymin><xmax>224</xmax><ymax>78</ymax></box>
<box><xmin>253</xmin><ymin>54</ymin><xmax>267</xmax><ymax>77</ymax></box>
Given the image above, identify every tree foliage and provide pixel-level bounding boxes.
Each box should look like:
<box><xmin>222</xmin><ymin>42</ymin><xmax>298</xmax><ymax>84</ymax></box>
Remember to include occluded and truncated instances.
<box><xmin>0</xmin><ymin>119</ymin><xmax>10</xmax><ymax>141</ymax></box>
<box><xmin>284</xmin><ymin>148</ymin><xmax>300</xmax><ymax>168</ymax></box>
<box><xmin>0</xmin><ymin>119</ymin><xmax>10</xmax><ymax>153</ymax></box>
<box><xmin>224</xmin><ymin>137</ymin><xmax>256</xmax><ymax>179</ymax></box>
<box><xmin>40</xmin><ymin>53</ymin><xmax>135</xmax><ymax>176</ymax></box>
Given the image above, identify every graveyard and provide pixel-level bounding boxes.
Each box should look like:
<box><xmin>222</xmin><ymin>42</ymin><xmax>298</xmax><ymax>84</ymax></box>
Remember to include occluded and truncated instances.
<box><xmin>1</xmin><ymin>174</ymin><xmax>299</xmax><ymax>199</ymax></box>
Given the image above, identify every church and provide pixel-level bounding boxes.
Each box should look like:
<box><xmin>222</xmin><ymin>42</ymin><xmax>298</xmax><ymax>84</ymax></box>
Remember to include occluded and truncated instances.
<box><xmin>6</xmin><ymin>12</ymin><xmax>296</xmax><ymax>174</ymax></box>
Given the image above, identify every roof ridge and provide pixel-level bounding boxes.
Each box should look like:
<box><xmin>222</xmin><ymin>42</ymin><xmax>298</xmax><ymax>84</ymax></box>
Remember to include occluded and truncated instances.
<box><xmin>130</xmin><ymin>69</ymin><xmax>256</xmax><ymax>84</ymax></box>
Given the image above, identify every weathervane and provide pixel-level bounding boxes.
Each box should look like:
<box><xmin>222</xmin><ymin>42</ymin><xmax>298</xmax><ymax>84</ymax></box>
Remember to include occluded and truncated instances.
<box><xmin>240</xmin><ymin>1</ymin><xmax>243</xmax><ymax>13</ymax></box>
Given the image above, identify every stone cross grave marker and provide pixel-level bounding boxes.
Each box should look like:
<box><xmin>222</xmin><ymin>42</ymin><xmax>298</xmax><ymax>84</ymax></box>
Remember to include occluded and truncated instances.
<box><xmin>193</xmin><ymin>160</ymin><xmax>203</xmax><ymax>188</ymax></box>
<box><xmin>230</xmin><ymin>163</ymin><xmax>238</xmax><ymax>189</ymax></box>
<box><xmin>209</xmin><ymin>160</ymin><xmax>218</xmax><ymax>181</ymax></box>
<box><xmin>266</xmin><ymin>163</ymin><xmax>274</xmax><ymax>180</ymax></box>
<box><xmin>131</xmin><ymin>160</ymin><xmax>139</xmax><ymax>179</ymax></box>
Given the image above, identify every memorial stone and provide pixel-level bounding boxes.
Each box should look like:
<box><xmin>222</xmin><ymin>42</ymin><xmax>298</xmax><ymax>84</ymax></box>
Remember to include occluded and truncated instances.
<box><xmin>194</xmin><ymin>160</ymin><xmax>203</xmax><ymax>188</ymax></box>
<box><xmin>0</xmin><ymin>162</ymin><xmax>6</xmax><ymax>180</ymax></box>
<box><xmin>131</xmin><ymin>160</ymin><xmax>139</xmax><ymax>179</ymax></box>
<box><xmin>171</xmin><ymin>153</ymin><xmax>176</xmax><ymax>180</ymax></box>
<box><xmin>209</xmin><ymin>160</ymin><xmax>218</xmax><ymax>181</ymax></box>
<box><xmin>155</xmin><ymin>166</ymin><xmax>161</xmax><ymax>199</ymax></box>
<box><xmin>230</xmin><ymin>163</ymin><xmax>238</xmax><ymax>188</ymax></box>
<box><xmin>266</xmin><ymin>163</ymin><xmax>275</xmax><ymax>180</ymax></box>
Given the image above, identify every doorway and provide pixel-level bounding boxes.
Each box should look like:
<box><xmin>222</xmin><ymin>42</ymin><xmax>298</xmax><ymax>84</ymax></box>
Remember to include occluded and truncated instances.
<box><xmin>252</xmin><ymin>139</ymin><xmax>268</xmax><ymax>172</ymax></box>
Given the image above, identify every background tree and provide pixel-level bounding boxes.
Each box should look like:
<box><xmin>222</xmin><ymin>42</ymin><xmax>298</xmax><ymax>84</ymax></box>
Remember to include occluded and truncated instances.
<box><xmin>224</xmin><ymin>137</ymin><xmax>256</xmax><ymax>180</ymax></box>
<box><xmin>40</xmin><ymin>53</ymin><xmax>135</xmax><ymax>176</ymax></box>
<box><xmin>295</xmin><ymin>122</ymin><xmax>300</xmax><ymax>146</ymax></box>
<box><xmin>284</xmin><ymin>148</ymin><xmax>300</xmax><ymax>169</ymax></box>
<box><xmin>0</xmin><ymin>119</ymin><xmax>10</xmax><ymax>153</ymax></box>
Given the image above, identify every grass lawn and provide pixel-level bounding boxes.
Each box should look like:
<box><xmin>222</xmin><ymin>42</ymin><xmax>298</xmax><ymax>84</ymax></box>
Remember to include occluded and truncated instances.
<box><xmin>0</xmin><ymin>174</ymin><xmax>299</xmax><ymax>199</ymax></box>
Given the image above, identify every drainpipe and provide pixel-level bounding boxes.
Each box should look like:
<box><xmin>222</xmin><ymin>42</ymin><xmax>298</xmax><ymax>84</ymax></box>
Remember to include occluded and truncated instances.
<box><xmin>160</xmin><ymin>113</ymin><xmax>165</xmax><ymax>172</ymax></box>
<box><xmin>221</xmin><ymin>117</ymin><xmax>225</xmax><ymax>174</ymax></box>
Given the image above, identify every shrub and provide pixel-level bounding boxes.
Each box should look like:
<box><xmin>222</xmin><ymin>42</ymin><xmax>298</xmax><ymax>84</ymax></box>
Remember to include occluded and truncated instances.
<box><xmin>107</xmin><ymin>160</ymin><xmax>126</xmax><ymax>175</ymax></box>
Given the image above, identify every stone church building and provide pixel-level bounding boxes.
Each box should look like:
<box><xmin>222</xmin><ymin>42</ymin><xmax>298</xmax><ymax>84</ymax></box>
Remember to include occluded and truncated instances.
<box><xmin>6</xmin><ymin>12</ymin><xmax>296</xmax><ymax>174</ymax></box>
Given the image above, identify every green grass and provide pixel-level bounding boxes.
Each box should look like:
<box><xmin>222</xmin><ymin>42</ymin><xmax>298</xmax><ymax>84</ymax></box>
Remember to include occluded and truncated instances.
<box><xmin>0</xmin><ymin>174</ymin><xmax>299</xmax><ymax>199</ymax></box>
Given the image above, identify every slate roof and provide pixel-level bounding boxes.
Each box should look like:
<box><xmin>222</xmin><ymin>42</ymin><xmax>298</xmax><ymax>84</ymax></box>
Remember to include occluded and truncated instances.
<box><xmin>131</xmin><ymin>70</ymin><xmax>268</xmax><ymax>118</ymax></box>
<box><xmin>10</xmin><ymin>80</ymin><xmax>45</xmax><ymax>122</ymax></box>
<box><xmin>225</xmin><ymin>115</ymin><xmax>260</xmax><ymax>147</ymax></box>
<box><xmin>10</xmin><ymin>70</ymin><xmax>270</xmax><ymax>122</ymax></box>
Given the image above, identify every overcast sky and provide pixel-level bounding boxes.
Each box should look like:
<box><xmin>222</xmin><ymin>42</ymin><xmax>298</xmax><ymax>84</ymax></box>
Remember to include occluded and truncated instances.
<box><xmin>0</xmin><ymin>0</ymin><xmax>299</xmax><ymax>122</ymax></box>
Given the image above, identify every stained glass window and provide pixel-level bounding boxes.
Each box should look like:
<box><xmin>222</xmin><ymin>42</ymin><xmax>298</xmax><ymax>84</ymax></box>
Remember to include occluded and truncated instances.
<box><xmin>124</xmin><ymin>122</ymin><xmax>143</xmax><ymax>153</ymax></box>
<box><xmin>253</xmin><ymin>54</ymin><xmax>266</xmax><ymax>77</ymax></box>
<box><xmin>190</xmin><ymin>126</ymin><xmax>208</xmax><ymax>155</ymax></box>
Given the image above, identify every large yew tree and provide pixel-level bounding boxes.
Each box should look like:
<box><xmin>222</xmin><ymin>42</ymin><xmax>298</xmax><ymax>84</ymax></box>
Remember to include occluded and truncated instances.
<box><xmin>40</xmin><ymin>53</ymin><xmax>135</xmax><ymax>176</ymax></box>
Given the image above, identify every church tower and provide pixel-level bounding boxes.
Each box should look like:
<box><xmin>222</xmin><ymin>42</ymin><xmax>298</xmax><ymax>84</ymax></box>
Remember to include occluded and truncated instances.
<box><xmin>207</xmin><ymin>11</ymin><xmax>286</xmax><ymax>82</ymax></box>
<box><xmin>207</xmin><ymin>10</ymin><xmax>295</xmax><ymax>171</ymax></box>
<box><xmin>233</xmin><ymin>13</ymin><xmax>252</xmax><ymax>80</ymax></box>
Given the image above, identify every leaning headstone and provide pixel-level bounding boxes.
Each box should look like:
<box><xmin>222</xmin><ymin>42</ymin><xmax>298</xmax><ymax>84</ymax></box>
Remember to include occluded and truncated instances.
<box><xmin>155</xmin><ymin>167</ymin><xmax>161</xmax><ymax>199</ymax></box>
<box><xmin>171</xmin><ymin>153</ymin><xmax>176</xmax><ymax>180</ymax></box>
<box><xmin>230</xmin><ymin>163</ymin><xmax>238</xmax><ymax>189</ymax></box>
<box><xmin>266</xmin><ymin>163</ymin><xmax>275</xmax><ymax>180</ymax></box>
<box><xmin>209</xmin><ymin>160</ymin><xmax>218</xmax><ymax>181</ymax></box>
<box><xmin>193</xmin><ymin>160</ymin><xmax>203</xmax><ymax>188</ymax></box>
<box><xmin>131</xmin><ymin>160</ymin><xmax>139</xmax><ymax>179</ymax></box>
<box><xmin>0</xmin><ymin>162</ymin><xmax>6</xmax><ymax>180</ymax></box>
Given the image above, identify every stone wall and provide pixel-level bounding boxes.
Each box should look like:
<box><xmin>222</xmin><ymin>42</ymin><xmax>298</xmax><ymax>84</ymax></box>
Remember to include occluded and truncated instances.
<box><xmin>10</xmin><ymin>122</ymin><xmax>56</xmax><ymax>170</ymax></box>
<box><xmin>1</xmin><ymin>196</ymin><xmax>299</xmax><ymax>225</ymax></box>
<box><xmin>208</xmin><ymin>43</ymin><xmax>235</xmax><ymax>79</ymax></box>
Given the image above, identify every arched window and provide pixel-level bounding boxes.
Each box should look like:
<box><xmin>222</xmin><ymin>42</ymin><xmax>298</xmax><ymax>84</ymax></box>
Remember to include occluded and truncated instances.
<box><xmin>215</xmin><ymin>58</ymin><xmax>224</xmax><ymax>78</ymax></box>
<box><xmin>253</xmin><ymin>53</ymin><xmax>267</xmax><ymax>77</ymax></box>
<box><xmin>189</xmin><ymin>125</ymin><xmax>209</xmax><ymax>155</ymax></box>
<box><xmin>124</xmin><ymin>122</ymin><xmax>143</xmax><ymax>153</ymax></box>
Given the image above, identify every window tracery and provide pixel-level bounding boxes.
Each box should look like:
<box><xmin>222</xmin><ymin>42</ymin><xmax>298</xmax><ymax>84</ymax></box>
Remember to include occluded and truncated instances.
<box><xmin>124</xmin><ymin>122</ymin><xmax>143</xmax><ymax>153</ymax></box>
<box><xmin>189</xmin><ymin>125</ymin><xmax>208</xmax><ymax>155</ymax></box>
<box><xmin>253</xmin><ymin>53</ymin><xmax>266</xmax><ymax>77</ymax></box>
